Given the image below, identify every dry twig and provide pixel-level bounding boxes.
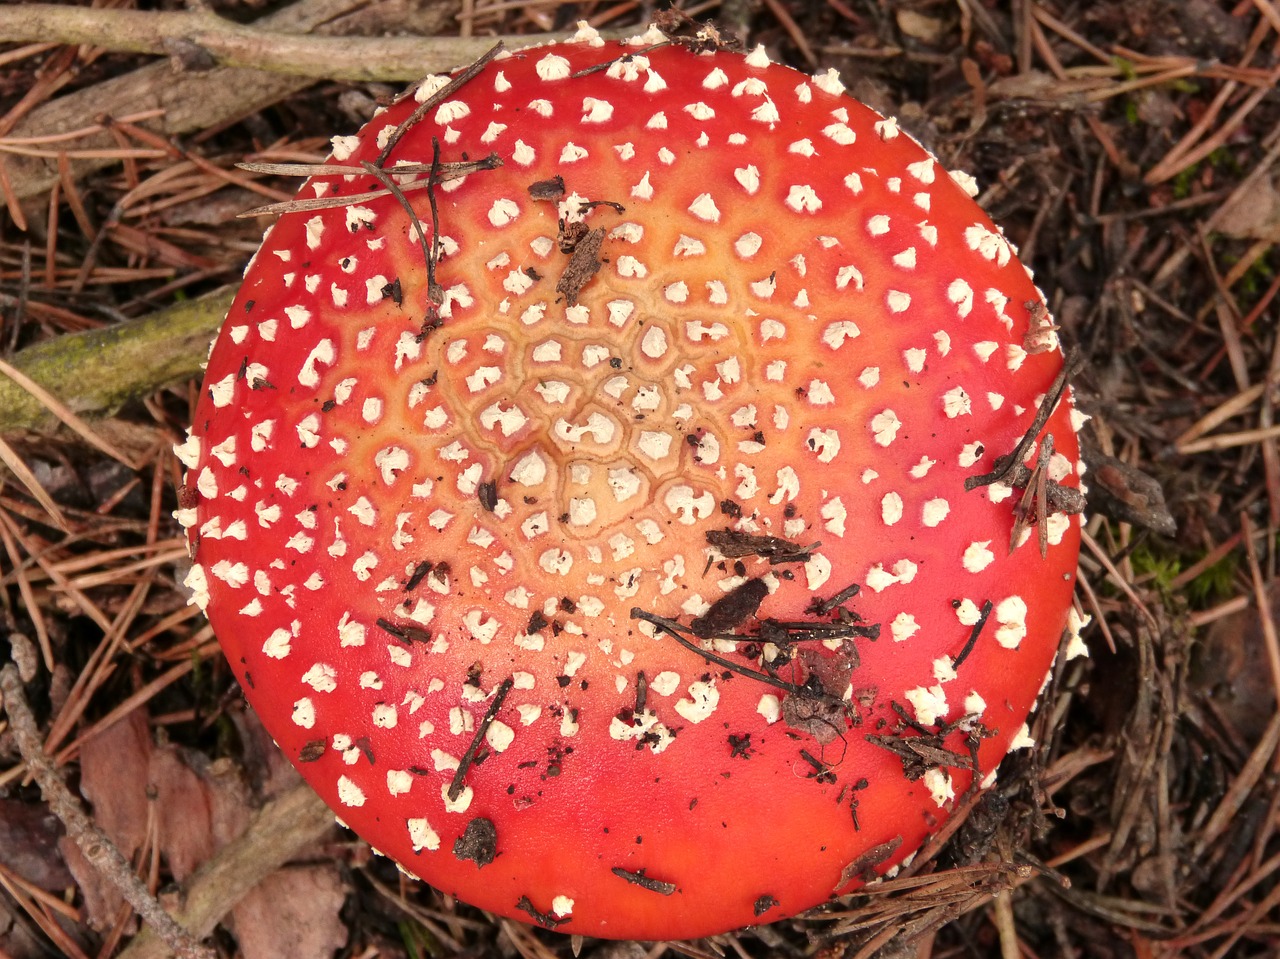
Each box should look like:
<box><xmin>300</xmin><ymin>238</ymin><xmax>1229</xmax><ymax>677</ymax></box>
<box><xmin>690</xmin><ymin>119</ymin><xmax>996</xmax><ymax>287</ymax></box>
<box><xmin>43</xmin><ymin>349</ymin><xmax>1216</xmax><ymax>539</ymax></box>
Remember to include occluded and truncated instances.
<box><xmin>0</xmin><ymin>664</ymin><xmax>214</xmax><ymax>959</ymax></box>
<box><xmin>0</xmin><ymin>0</ymin><xmax>461</xmax><ymax>202</ymax></box>
<box><xmin>0</xmin><ymin>3</ymin><xmax>510</xmax><ymax>82</ymax></box>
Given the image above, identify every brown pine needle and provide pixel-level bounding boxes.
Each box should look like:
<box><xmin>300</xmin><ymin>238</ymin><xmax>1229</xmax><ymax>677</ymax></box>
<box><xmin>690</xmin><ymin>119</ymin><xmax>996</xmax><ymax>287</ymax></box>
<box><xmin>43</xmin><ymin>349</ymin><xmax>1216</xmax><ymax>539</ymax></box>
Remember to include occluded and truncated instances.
<box><xmin>0</xmin><ymin>517</ymin><xmax>52</xmax><ymax>671</ymax></box>
<box><xmin>0</xmin><ymin>863</ymin><xmax>93</xmax><ymax>959</ymax></box>
<box><xmin>1080</xmin><ymin>530</ymin><xmax>1157</xmax><ymax>628</ymax></box>
<box><xmin>1178</xmin><ymin>423</ymin><xmax>1280</xmax><ymax>455</ymax></box>
<box><xmin>1240</xmin><ymin>512</ymin><xmax>1280</xmax><ymax>715</ymax></box>
<box><xmin>0</xmin><ymin>434</ymin><xmax>69</xmax><ymax>532</ymax></box>
<box><xmin>236</xmin><ymin>155</ymin><xmax>501</xmax><ymax>217</ymax></box>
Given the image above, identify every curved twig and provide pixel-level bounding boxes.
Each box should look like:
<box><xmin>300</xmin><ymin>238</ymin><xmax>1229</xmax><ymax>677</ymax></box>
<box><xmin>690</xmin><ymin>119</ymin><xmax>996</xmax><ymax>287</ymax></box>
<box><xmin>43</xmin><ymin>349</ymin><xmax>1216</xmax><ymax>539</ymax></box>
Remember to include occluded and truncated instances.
<box><xmin>0</xmin><ymin>664</ymin><xmax>214</xmax><ymax>959</ymax></box>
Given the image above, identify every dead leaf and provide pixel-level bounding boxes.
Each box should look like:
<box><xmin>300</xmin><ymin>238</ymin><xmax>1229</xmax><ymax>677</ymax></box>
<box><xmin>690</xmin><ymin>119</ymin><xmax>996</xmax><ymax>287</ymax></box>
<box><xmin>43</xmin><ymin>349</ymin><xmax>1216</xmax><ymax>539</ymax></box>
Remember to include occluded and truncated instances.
<box><xmin>62</xmin><ymin>708</ymin><xmax>258</xmax><ymax>927</ymax></box>
<box><xmin>149</xmin><ymin>747</ymin><xmax>223</xmax><ymax>883</ymax></box>
<box><xmin>1191</xmin><ymin>579</ymin><xmax>1280</xmax><ymax>744</ymax></box>
<box><xmin>76</xmin><ymin>708</ymin><xmax>153</xmax><ymax>856</ymax></box>
<box><xmin>1215</xmin><ymin>175</ymin><xmax>1280</xmax><ymax>242</ymax></box>
<box><xmin>896</xmin><ymin>9</ymin><xmax>945</xmax><ymax>43</ymax></box>
<box><xmin>59</xmin><ymin>700</ymin><xmax>333</xmax><ymax>949</ymax></box>
<box><xmin>60</xmin><ymin>708</ymin><xmax>153</xmax><ymax>929</ymax></box>
<box><xmin>0</xmin><ymin>797</ymin><xmax>74</xmax><ymax>890</ymax></box>
<box><xmin>228</xmin><ymin>864</ymin><xmax>349</xmax><ymax>959</ymax></box>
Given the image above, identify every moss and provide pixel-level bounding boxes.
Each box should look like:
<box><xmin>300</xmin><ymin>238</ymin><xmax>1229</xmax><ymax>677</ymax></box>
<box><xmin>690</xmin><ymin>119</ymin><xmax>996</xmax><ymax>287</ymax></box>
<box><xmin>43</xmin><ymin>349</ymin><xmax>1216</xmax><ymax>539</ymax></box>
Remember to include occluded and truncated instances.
<box><xmin>1130</xmin><ymin>543</ymin><xmax>1239</xmax><ymax>608</ymax></box>
<box><xmin>0</xmin><ymin>288</ymin><xmax>232</xmax><ymax>434</ymax></box>
<box><xmin>1185</xmin><ymin>553</ymin><xmax>1239</xmax><ymax>608</ymax></box>
<box><xmin>1130</xmin><ymin>543</ymin><xmax>1182</xmax><ymax>591</ymax></box>
<box><xmin>398</xmin><ymin>920</ymin><xmax>444</xmax><ymax>959</ymax></box>
<box><xmin>1112</xmin><ymin>56</ymin><xmax>1138</xmax><ymax>82</ymax></box>
<box><xmin>1236</xmin><ymin>255</ymin><xmax>1276</xmax><ymax>298</ymax></box>
<box><xmin>1171</xmin><ymin>162</ymin><xmax>1199</xmax><ymax>200</ymax></box>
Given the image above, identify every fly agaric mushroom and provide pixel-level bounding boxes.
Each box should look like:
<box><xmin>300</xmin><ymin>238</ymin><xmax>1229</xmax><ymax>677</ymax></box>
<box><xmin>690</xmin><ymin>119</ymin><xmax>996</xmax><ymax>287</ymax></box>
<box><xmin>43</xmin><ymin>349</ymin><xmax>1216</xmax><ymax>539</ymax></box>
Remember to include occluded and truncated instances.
<box><xmin>175</xmin><ymin>24</ymin><xmax>1086</xmax><ymax>940</ymax></box>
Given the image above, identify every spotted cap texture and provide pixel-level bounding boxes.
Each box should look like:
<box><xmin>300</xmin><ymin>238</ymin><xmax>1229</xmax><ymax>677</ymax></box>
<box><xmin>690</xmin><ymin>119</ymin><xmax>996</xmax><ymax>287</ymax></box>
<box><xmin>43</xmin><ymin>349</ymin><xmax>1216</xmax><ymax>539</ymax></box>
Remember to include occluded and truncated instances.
<box><xmin>177</xmin><ymin>26</ymin><xmax>1084</xmax><ymax>940</ymax></box>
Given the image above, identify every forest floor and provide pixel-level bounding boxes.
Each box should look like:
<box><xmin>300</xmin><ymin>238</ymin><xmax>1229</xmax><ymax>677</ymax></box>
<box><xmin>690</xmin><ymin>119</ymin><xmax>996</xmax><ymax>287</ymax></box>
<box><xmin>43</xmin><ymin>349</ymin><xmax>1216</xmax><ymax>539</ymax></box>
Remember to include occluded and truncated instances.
<box><xmin>1</xmin><ymin>1</ymin><xmax>1280</xmax><ymax>958</ymax></box>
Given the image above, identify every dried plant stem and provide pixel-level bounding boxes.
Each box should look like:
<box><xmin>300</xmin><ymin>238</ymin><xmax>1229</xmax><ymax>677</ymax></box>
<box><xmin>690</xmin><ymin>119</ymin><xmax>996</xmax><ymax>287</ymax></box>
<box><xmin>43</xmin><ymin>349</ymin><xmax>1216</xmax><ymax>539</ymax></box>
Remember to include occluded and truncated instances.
<box><xmin>0</xmin><ymin>664</ymin><xmax>214</xmax><ymax>959</ymax></box>
<box><xmin>0</xmin><ymin>287</ymin><xmax>233</xmax><ymax>435</ymax></box>
<box><xmin>991</xmin><ymin>890</ymin><xmax>1021</xmax><ymax>959</ymax></box>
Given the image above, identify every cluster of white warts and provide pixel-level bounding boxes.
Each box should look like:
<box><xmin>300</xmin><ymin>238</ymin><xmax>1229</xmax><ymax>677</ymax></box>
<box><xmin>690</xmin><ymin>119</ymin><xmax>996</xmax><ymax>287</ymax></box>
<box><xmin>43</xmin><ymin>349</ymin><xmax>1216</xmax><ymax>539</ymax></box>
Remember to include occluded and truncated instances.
<box><xmin>177</xmin><ymin>23</ymin><xmax>1093</xmax><ymax>853</ymax></box>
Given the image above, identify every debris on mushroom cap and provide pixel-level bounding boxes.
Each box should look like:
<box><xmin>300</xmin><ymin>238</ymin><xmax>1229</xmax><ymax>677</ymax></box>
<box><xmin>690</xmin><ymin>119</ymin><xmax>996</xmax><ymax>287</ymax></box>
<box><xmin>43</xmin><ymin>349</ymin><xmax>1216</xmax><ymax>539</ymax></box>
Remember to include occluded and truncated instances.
<box><xmin>177</xmin><ymin>24</ymin><xmax>1085</xmax><ymax>940</ymax></box>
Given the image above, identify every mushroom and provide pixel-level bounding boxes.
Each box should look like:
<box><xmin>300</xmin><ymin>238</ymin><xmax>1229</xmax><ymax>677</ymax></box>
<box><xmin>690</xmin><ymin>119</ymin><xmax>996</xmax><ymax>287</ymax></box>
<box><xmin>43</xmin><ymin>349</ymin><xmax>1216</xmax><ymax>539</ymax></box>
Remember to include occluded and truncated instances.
<box><xmin>175</xmin><ymin>24</ymin><xmax>1086</xmax><ymax>940</ymax></box>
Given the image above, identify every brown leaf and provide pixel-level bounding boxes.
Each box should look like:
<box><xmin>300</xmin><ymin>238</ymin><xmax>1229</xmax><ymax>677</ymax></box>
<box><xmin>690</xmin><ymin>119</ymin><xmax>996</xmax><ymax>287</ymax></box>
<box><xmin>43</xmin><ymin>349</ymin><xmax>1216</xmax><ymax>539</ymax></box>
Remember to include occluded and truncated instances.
<box><xmin>60</xmin><ymin>708</ymin><xmax>153</xmax><ymax>929</ymax></box>
<box><xmin>228</xmin><ymin>864</ymin><xmax>349</xmax><ymax>959</ymax></box>
<box><xmin>76</xmin><ymin>708</ymin><xmax>153</xmax><ymax>857</ymax></box>
<box><xmin>0</xmin><ymin>797</ymin><xmax>74</xmax><ymax>890</ymax></box>
<box><xmin>61</xmin><ymin>708</ymin><xmax>259</xmax><ymax>927</ymax></box>
<box><xmin>149</xmin><ymin>747</ymin><xmax>221</xmax><ymax>883</ymax></box>
<box><xmin>1215</xmin><ymin>174</ymin><xmax>1280</xmax><ymax>242</ymax></box>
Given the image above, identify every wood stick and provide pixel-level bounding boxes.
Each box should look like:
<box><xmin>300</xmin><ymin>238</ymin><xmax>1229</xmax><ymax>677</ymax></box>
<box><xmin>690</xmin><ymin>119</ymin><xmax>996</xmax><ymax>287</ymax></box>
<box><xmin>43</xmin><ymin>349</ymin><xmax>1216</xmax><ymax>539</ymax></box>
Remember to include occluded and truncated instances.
<box><xmin>0</xmin><ymin>287</ymin><xmax>233</xmax><ymax>435</ymax></box>
<box><xmin>1</xmin><ymin>0</ymin><xmax>455</xmax><ymax>202</ymax></box>
<box><xmin>0</xmin><ymin>4</ymin><xmax>496</xmax><ymax>82</ymax></box>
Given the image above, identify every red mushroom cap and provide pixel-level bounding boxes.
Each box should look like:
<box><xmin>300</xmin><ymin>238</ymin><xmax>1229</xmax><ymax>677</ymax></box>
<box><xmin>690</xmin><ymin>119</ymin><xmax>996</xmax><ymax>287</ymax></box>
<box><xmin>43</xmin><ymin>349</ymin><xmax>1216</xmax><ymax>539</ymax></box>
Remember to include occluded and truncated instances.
<box><xmin>177</xmin><ymin>26</ymin><xmax>1085</xmax><ymax>940</ymax></box>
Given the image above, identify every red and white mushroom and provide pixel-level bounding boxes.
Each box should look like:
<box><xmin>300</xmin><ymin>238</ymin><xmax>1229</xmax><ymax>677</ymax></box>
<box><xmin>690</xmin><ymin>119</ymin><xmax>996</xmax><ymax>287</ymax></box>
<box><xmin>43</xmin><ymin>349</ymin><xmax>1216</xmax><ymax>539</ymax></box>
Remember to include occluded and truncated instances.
<box><xmin>176</xmin><ymin>24</ymin><xmax>1086</xmax><ymax>940</ymax></box>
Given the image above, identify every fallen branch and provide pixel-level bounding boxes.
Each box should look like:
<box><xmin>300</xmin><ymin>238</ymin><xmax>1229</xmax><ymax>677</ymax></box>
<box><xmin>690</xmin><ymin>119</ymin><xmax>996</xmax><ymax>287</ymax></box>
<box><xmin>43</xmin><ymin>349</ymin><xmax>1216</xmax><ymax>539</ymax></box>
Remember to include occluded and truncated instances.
<box><xmin>4</xmin><ymin>0</ymin><xmax>374</xmax><ymax>202</ymax></box>
<box><xmin>1</xmin><ymin>0</ymin><xmax>498</xmax><ymax>202</ymax></box>
<box><xmin>0</xmin><ymin>663</ymin><xmax>214</xmax><ymax>959</ymax></box>
<box><xmin>0</xmin><ymin>4</ymin><xmax>520</xmax><ymax>83</ymax></box>
<box><xmin>0</xmin><ymin>287</ymin><xmax>233</xmax><ymax>435</ymax></box>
